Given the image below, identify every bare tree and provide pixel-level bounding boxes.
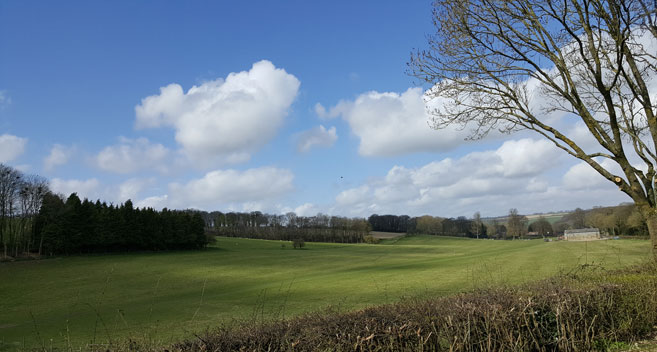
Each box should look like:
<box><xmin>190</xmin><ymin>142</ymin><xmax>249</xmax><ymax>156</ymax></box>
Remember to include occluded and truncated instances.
<box><xmin>18</xmin><ymin>175</ymin><xmax>48</xmax><ymax>254</ymax></box>
<box><xmin>0</xmin><ymin>164</ymin><xmax>49</xmax><ymax>257</ymax></box>
<box><xmin>410</xmin><ymin>0</ymin><xmax>657</xmax><ymax>258</ymax></box>
<box><xmin>486</xmin><ymin>220</ymin><xmax>498</xmax><ymax>239</ymax></box>
<box><xmin>572</xmin><ymin>207</ymin><xmax>587</xmax><ymax>228</ymax></box>
<box><xmin>471</xmin><ymin>211</ymin><xmax>483</xmax><ymax>238</ymax></box>
<box><xmin>507</xmin><ymin>208</ymin><xmax>528</xmax><ymax>240</ymax></box>
<box><xmin>0</xmin><ymin>164</ymin><xmax>22</xmax><ymax>257</ymax></box>
<box><xmin>529</xmin><ymin>215</ymin><xmax>554</xmax><ymax>237</ymax></box>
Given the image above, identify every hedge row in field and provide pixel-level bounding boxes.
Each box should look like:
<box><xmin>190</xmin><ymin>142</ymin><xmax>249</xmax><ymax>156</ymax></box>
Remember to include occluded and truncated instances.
<box><xmin>171</xmin><ymin>263</ymin><xmax>657</xmax><ymax>352</ymax></box>
<box><xmin>210</xmin><ymin>226</ymin><xmax>367</xmax><ymax>244</ymax></box>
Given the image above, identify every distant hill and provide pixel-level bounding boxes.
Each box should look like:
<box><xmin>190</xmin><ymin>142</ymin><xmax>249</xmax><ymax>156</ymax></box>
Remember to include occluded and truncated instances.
<box><xmin>481</xmin><ymin>203</ymin><xmax>648</xmax><ymax>237</ymax></box>
<box><xmin>482</xmin><ymin>211</ymin><xmax>570</xmax><ymax>225</ymax></box>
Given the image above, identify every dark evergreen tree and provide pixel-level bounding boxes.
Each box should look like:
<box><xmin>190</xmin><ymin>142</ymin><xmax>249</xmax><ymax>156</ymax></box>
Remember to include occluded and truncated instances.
<box><xmin>32</xmin><ymin>194</ymin><xmax>210</xmax><ymax>255</ymax></box>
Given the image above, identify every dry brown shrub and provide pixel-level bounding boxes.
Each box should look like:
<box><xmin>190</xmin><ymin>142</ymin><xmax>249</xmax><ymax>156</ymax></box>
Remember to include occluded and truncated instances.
<box><xmin>166</xmin><ymin>263</ymin><xmax>657</xmax><ymax>352</ymax></box>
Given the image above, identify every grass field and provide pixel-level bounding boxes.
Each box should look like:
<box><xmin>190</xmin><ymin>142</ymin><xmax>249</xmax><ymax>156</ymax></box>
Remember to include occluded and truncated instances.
<box><xmin>525</xmin><ymin>213</ymin><xmax>568</xmax><ymax>224</ymax></box>
<box><xmin>0</xmin><ymin>235</ymin><xmax>651</xmax><ymax>350</ymax></box>
<box><xmin>488</xmin><ymin>212</ymin><xmax>568</xmax><ymax>225</ymax></box>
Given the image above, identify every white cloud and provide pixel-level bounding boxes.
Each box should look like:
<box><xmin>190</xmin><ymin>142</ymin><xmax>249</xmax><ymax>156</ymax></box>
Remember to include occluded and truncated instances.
<box><xmin>562</xmin><ymin>159</ymin><xmax>621</xmax><ymax>190</ymax></box>
<box><xmin>165</xmin><ymin>166</ymin><xmax>294</xmax><ymax>209</ymax></box>
<box><xmin>314</xmin><ymin>102</ymin><xmax>335</xmax><ymax>119</ymax></box>
<box><xmin>95</xmin><ymin>137</ymin><xmax>170</xmax><ymax>174</ymax></box>
<box><xmin>0</xmin><ymin>134</ymin><xmax>27</xmax><ymax>163</ymax></box>
<box><xmin>293</xmin><ymin>203</ymin><xmax>318</xmax><ymax>216</ymax></box>
<box><xmin>335</xmin><ymin>185</ymin><xmax>376</xmax><ymax>215</ymax></box>
<box><xmin>43</xmin><ymin>144</ymin><xmax>74</xmax><ymax>171</ymax></box>
<box><xmin>135</xmin><ymin>60</ymin><xmax>300</xmax><ymax>166</ymax></box>
<box><xmin>336</xmin><ymin>185</ymin><xmax>371</xmax><ymax>206</ymax></box>
<box><xmin>526</xmin><ymin>178</ymin><xmax>549</xmax><ymax>192</ymax></box>
<box><xmin>328</xmin><ymin>138</ymin><xmax>629</xmax><ymax>217</ymax></box>
<box><xmin>296</xmin><ymin>125</ymin><xmax>337</xmax><ymax>153</ymax></box>
<box><xmin>49</xmin><ymin>177</ymin><xmax>156</xmax><ymax>205</ymax></box>
<box><xmin>494</xmin><ymin>138</ymin><xmax>561</xmax><ymax>177</ymax></box>
<box><xmin>317</xmin><ymin>87</ymin><xmax>492</xmax><ymax>157</ymax></box>
<box><xmin>50</xmin><ymin>178</ymin><xmax>101</xmax><ymax>200</ymax></box>
<box><xmin>135</xmin><ymin>195</ymin><xmax>169</xmax><ymax>210</ymax></box>
<box><xmin>118</xmin><ymin>178</ymin><xmax>154</xmax><ymax>201</ymax></box>
<box><xmin>564</xmin><ymin>121</ymin><xmax>602</xmax><ymax>153</ymax></box>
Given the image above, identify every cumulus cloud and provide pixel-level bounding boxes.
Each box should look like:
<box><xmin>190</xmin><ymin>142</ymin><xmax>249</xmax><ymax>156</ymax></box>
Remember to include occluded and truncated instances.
<box><xmin>43</xmin><ymin>144</ymin><xmax>74</xmax><ymax>171</ymax></box>
<box><xmin>95</xmin><ymin>137</ymin><xmax>170</xmax><ymax>174</ymax></box>
<box><xmin>562</xmin><ymin>159</ymin><xmax>622</xmax><ymax>190</ymax></box>
<box><xmin>49</xmin><ymin>177</ymin><xmax>157</xmax><ymax>205</ymax></box>
<box><xmin>494</xmin><ymin>138</ymin><xmax>562</xmax><ymax>177</ymax></box>
<box><xmin>336</xmin><ymin>185</ymin><xmax>371</xmax><ymax>205</ymax></box>
<box><xmin>328</xmin><ymin>138</ymin><xmax>626</xmax><ymax>217</ymax></box>
<box><xmin>334</xmin><ymin>185</ymin><xmax>376</xmax><ymax>215</ymax></box>
<box><xmin>118</xmin><ymin>178</ymin><xmax>155</xmax><ymax>201</ymax></box>
<box><xmin>293</xmin><ymin>203</ymin><xmax>319</xmax><ymax>216</ymax></box>
<box><xmin>135</xmin><ymin>60</ymin><xmax>300</xmax><ymax>166</ymax></box>
<box><xmin>163</xmin><ymin>166</ymin><xmax>294</xmax><ymax>209</ymax></box>
<box><xmin>0</xmin><ymin>134</ymin><xmax>27</xmax><ymax>163</ymax></box>
<box><xmin>314</xmin><ymin>102</ymin><xmax>334</xmax><ymax>119</ymax></box>
<box><xmin>135</xmin><ymin>195</ymin><xmax>169</xmax><ymax>210</ymax></box>
<box><xmin>296</xmin><ymin>125</ymin><xmax>337</xmax><ymax>153</ymax></box>
<box><xmin>316</xmin><ymin>87</ymin><xmax>493</xmax><ymax>157</ymax></box>
<box><xmin>50</xmin><ymin>178</ymin><xmax>101</xmax><ymax>199</ymax></box>
<box><xmin>49</xmin><ymin>167</ymin><xmax>294</xmax><ymax>212</ymax></box>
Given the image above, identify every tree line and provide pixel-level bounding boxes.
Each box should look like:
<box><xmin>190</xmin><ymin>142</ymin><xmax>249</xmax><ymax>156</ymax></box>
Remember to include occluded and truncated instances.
<box><xmin>202</xmin><ymin>211</ymin><xmax>370</xmax><ymax>243</ymax></box>
<box><xmin>369</xmin><ymin>206</ymin><xmax>651</xmax><ymax>240</ymax></box>
<box><xmin>410</xmin><ymin>215</ymin><xmax>489</xmax><ymax>238</ymax></box>
<box><xmin>34</xmin><ymin>193</ymin><xmax>208</xmax><ymax>255</ymax></box>
<box><xmin>1</xmin><ymin>162</ymin><xmax>209</xmax><ymax>258</ymax></box>
<box><xmin>369</xmin><ymin>213</ymin><xmax>488</xmax><ymax>238</ymax></box>
<box><xmin>554</xmin><ymin>205</ymin><xmax>649</xmax><ymax>238</ymax></box>
<box><xmin>3</xmin><ymin>161</ymin><xmax>650</xmax><ymax>259</ymax></box>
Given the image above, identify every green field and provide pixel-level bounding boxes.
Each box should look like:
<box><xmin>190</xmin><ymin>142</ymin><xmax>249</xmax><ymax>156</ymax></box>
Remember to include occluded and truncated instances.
<box><xmin>0</xmin><ymin>235</ymin><xmax>651</xmax><ymax>350</ymax></box>
<box><xmin>525</xmin><ymin>213</ymin><xmax>567</xmax><ymax>224</ymax></box>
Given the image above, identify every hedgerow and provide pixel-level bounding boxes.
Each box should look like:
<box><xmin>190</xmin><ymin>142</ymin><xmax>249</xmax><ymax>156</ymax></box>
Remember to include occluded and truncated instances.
<box><xmin>168</xmin><ymin>263</ymin><xmax>657</xmax><ymax>352</ymax></box>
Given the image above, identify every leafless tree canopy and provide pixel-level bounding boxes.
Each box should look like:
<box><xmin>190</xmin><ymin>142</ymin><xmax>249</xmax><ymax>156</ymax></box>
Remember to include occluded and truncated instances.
<box><xmin>410</xmin><ymin>0</ymin><xmax>657</xmax><ymax>257</ymax></box>
<box><xmin>0</xmin><ymin>164</ymin><xmax>49</xmax><ymax>257</ymax></box>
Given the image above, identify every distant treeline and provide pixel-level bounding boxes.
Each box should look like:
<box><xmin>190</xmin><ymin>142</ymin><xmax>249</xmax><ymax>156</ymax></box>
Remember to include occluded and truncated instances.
<box><xmin>370</xmin><ymin>205</ymin><xmax>651</xmax><ymax>239</ymax></box>
<box><xmin>369</xmin><ymin>214</ymin><xmax>488</xmax><ymax>238</ymax></box>
<box><xmin>367</xmin><ymin>214</ymin><xmax>413</xmax><ymax>233</ymax></box>
<box><xmin>34</xmin><ymin>193</ymin><xmax>208</xmax><ymax>255</ymax></box>
<box><xmin>200</xmin><ymin>211</ymin><xmax>490</xmax><ymax>242</ymax></box>
<box><xmin>554</xmin><ymin>205</ymin><xmax>649</xmax><ymax>237</ymax></box>
<box><xmin>201</xmin><ymin>211</ymin><xmax>369</xmax><ymax>243</ymax></box>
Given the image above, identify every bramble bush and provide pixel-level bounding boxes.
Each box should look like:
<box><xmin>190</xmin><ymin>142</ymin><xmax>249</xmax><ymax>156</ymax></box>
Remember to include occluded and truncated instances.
<box><xmin>292</xmin><ymin>238</ymin><xmax>305</xmax><ymax>249</ymax></box>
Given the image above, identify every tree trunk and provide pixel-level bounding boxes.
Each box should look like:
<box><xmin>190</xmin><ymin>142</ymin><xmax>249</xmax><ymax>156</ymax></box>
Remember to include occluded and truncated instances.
<box><xmin>640</xmin><ymin>206</ymin><xmax>657</xmax><ymax>260</ymax></box>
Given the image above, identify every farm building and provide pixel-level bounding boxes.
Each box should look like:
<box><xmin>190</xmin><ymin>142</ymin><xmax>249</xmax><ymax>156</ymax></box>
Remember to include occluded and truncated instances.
<box><xmin>564</xmin><ymin>228</ymin><xmax>600</xmax><ymax>241</ymax></box>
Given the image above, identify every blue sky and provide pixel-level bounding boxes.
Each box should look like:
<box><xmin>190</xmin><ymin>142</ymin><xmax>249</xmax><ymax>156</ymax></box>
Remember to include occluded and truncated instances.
<box><xmin>0</xmin><ymin>1</ymin><xmax>633</xmax><ymax>217</ymax></box>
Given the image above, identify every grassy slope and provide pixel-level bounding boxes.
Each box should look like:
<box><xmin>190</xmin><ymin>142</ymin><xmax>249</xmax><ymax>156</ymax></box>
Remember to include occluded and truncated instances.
<box><xmin>489</xmin><ymin>213</ymin><xmax>567</xmax><ymax>225</ymax></box>
<box><xmin>0</xmin><ymin>236</ymin><xmax>651</xmax><ymax>349</ymax></box>
<box><xmin>525</xmin><ymin>213</ymin><xmax>567</xmax><ymax>224</ymax></box>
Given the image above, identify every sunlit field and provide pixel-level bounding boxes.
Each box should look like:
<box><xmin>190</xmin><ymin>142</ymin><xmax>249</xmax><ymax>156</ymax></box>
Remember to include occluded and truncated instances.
<box><xmin>0</xmin><ymin>235</ymin><xmax>651</xmax><ymax>350</ymax></box>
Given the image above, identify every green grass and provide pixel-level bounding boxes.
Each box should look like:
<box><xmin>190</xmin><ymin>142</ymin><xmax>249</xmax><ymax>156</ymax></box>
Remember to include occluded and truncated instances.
<box><xmin>0</xmin><ymin>235</ymin><xmax>651</xmax><ymax>350</ymax></box>
<box><xmin>526</xmin><ymin>213</ymin><xmax>567</xmax><ymax>224</ymax></box>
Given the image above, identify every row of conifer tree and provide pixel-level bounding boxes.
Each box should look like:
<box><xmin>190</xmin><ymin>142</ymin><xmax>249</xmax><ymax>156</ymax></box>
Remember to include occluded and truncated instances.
<box><xmin>34</xmin><ymin>193</ymin><xmax>208</xmax><ymax>255</ymax></box>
